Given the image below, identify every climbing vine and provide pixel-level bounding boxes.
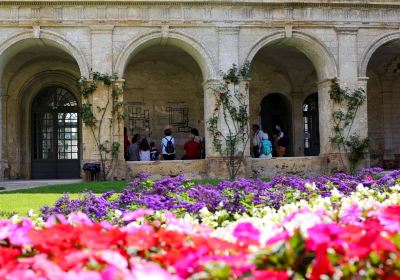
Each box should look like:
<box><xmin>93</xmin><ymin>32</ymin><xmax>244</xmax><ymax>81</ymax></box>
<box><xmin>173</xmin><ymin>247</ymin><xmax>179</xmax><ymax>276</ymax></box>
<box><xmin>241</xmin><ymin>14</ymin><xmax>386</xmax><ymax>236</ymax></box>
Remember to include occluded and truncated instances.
<box><xmin>79</xmin><ymin>72</ymin><xmax>124</xmax><ymax>180</ymax></box>
<box><xmin>207</xmin><ymin>62</ymin><xmax>251</xmax><ymax>179</ymax></box>
<box><xmin>329</xmin><ymin>78</ymin><xmax>369</xmax><ymax>169</ymax></box>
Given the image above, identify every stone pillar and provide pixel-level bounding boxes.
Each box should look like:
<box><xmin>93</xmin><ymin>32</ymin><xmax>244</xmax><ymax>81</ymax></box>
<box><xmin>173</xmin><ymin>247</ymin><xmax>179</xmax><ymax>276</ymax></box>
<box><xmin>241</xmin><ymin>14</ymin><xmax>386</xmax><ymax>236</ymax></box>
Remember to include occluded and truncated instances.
<box><xmin>292</xmin><ymin>91</ymin><xmax>304</xmax><ymax>156</ymax></box>
<box><xmin>336</xmin><ymin>27</ymin><xmax>368</xmax><ymax>144</ymax></box>
<box><xmin>381</xmin><ymin>78</ymin><xmax>394</xmax><ymax>161</ymax></box>
<box><xmin>203</xmin><ymin>79</ymin><xmax>221</xmax><ymax>158</ymax></box>
<box><xmin>0</xmin><ymin>84</ymin><xmax>3</xmax><ymax>180</ymax></box>
<box><xmin>217</xmin><ymin>26</ymin><xmax>239</xmax><ymax>73</ymax></box>
<box><xmin>317</xmin><ymin>79</ymin><xmax>334</xmax><ymax>156</ymax></box>
<box><xmin>203</xmin><ymin>78</ymin><xmax>251</xmax><ymax>178</ymax></box>
<box><xmin>336</xmin><ymin>27</ymin><xmax>359</xmax><ymax>88</ymax></box>
<box><xmin>82</xmin><ymin>25</ymin><xmax>125</xmax><ymax>179</ymax></box>
<box><xmin>90</xmin><ymin>25</ymin><xmax>114</xmax><ymax>74</ymax></box>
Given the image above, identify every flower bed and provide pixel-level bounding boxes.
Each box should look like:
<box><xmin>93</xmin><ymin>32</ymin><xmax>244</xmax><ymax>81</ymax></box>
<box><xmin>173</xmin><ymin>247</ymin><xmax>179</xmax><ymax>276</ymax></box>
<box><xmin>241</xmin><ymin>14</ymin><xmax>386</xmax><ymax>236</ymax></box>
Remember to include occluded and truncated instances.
<box><xmin>40</xmin><ymin>168</ymin><xmax>400</xmax><ymax>226</ymax></box>
<box><xmin>2</xmin><ymin>168</ymin><xmax>400</xmax><ymax>279</ymax></box>
<box><xmin>2</xmin><ymin>203</ymin><xmax>400</xmax><ymax>279</ymax></box>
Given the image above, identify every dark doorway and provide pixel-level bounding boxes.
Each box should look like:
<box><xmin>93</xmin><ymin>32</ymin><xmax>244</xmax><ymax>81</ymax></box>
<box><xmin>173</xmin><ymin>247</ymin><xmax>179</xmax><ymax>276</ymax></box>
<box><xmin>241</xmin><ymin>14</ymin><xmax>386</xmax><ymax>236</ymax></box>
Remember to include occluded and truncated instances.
<box><xmin>303</xmin><ymin>93</ymin><xmax>320</xmax><ymax>156</ymax></box>
<box><xmin>31</xmin><ymin>87</ymin><xmax>80</xmax><ymax>179</ymax></box>
<box><xmin>260</xmin><ymin>93</ymin><xmax>291</xmax><ymax>156</ymax></box>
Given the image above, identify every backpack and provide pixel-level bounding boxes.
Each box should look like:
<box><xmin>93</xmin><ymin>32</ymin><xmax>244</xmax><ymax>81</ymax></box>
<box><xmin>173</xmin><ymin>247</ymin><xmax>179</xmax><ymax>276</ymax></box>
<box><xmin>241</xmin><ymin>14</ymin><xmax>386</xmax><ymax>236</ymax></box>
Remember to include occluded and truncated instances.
<box><xmin>164</xmin><ymin>137</ymin><xmax>175</xmax><ymax>154</ymax></box>
<box><xmin>261</xmin><ymin>139</ymin><xmax>272</xmax><ymax>156</ymax></box>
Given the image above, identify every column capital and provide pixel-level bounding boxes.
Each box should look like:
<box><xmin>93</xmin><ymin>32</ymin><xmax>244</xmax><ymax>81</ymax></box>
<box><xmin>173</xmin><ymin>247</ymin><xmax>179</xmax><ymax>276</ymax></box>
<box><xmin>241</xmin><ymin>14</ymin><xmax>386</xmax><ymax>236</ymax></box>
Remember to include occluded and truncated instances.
<box><xmin>316</xmin><ymin>78</ymin><xmax>334</xmax><ymax>88</ymax></box>
<box><xmin>335</xmin><ymin>26</ymin><xmax>359</xmax><ymax>35</ymax></box>
<box><xmin>203</xmin><ymin>79</ymin><xmax>221</xmax><ymax>88</ymax></box>
<box><xmin>90</xmin><ymin>25</ymin><xmax>114</xmax><ymax>33</ymax></box>
<box><xmin>217</xmin><ymin>25</ymin><xmax>240</xmax><ymax>34</ymax></box>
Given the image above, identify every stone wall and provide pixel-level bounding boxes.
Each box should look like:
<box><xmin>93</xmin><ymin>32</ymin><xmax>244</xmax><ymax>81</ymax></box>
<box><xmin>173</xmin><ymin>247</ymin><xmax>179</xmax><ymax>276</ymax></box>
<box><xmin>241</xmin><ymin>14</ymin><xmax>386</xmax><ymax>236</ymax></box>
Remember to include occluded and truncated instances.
<box><xmin>1</xmin><ymin>0</ymin><xmax>400</xmax><ymax>178</ymax></box>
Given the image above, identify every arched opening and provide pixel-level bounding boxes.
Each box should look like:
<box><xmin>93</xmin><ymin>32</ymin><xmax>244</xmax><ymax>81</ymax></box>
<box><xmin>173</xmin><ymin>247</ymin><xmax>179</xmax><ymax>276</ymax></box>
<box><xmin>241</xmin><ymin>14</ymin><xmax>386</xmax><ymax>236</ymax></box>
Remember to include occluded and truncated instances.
<box><xmin>0</xmin><ymin>38</ymin><xmax>82</xmax><ymax>178</ymax></box>
<box><xmin>260</xmin><ymin>93</ymin><xmax>291</xmax><ymax>156</ymax></box>
<box><xmin>123</xmin><ymin>44</ymin><xmax>204</xmax><ymax>160</ymax></box>
<box><xmin>31</xmin><ymin>87</ymin><xmax>80</xmax><ymax>179</ymax></box>
<box><xmin>366</xmin><ymin>38</ymin><xmax>400</xmax><ymax>168</ymax></box>
<box><xmin>249</xmin><ymin>42</ymin><xmax>319</xmax><ymax>157</ymax></box>
<box><xmin>303</xmin><ymin>93</ymin><xmax>320</xmax><ymax>156</ymax></box>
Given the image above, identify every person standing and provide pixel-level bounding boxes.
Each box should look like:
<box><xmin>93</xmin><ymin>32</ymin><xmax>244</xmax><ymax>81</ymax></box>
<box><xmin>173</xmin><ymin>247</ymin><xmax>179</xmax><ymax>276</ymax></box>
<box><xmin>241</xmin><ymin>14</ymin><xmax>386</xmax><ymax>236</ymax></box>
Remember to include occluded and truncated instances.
<box><xmin>191</xmin><ymin>128</ymin><xmax>205</xmax><ymax>159</ymax></box>
<box><xmin>182</xmin><ymin>133</ymin><xmax>201</xmax><ymax>160</ymax></box>
<box><xmin>259</xmin><ymin>132</ymin><xmax>272</xmax><ymax>159</ymax></box>
<box><xmin>128</xmin><ymin>134</ymin><xmax>140</xmax><ymax>161</ymax></box>
<box><xmin>124</xmin><ymin>127</ymin><xmax>130</xmax><ymax>161</ymax></box>
<box><xmin>276</xmin><ymin>125</ymin><xmax>289</xmax><ymax>157</ymax></box>
<box><xmin>161</xmin><ymin>128</ymin><xmax>175</xmax><ymax>160</ymax></box>
<box><xmin>149</xmin><ymin>142</ymin><xmax>160</xmax><ymax>161</ymax></box>
<box><xmin>252</xmin><ymin>124</ymin><xmax>263</xmax><ymax>158</ymax></box>
<box><xmin>139</xmin><ymin>138</ymin><xmax>151</xmax><ymax>161</ymax></box>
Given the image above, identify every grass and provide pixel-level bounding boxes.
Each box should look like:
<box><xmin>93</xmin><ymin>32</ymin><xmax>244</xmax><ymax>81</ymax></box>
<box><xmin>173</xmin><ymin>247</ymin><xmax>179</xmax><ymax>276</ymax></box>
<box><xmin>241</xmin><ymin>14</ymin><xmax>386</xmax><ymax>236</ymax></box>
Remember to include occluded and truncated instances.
<box><xmin>0</xmin><ymin>179</ymin><xmax>223</xmax><ymax>217</ymax></box>
<box><xmin>0</xmin><ymin>181</ymin><xmax>128</xmax><ymax>217</ymax></box>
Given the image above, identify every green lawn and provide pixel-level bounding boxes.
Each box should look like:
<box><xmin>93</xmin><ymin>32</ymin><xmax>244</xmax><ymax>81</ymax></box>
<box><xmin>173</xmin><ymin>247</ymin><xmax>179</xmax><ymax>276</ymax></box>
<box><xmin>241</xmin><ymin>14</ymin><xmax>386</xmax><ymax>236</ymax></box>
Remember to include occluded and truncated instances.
<box><xmin>0</xmin><ymin>181</ymin><xmax>128</xmax><ymax>217</ymax></box>
<box><xmin>0</xmin><ymin>179</ymin><xmax>223</xmax><ymax>218</ymax></box>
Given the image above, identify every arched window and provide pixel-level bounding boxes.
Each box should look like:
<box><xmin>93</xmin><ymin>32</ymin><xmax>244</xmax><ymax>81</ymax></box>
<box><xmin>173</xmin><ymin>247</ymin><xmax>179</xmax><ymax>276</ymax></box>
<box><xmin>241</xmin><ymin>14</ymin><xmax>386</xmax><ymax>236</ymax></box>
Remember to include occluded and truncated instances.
<box><xmin>31</xmin><ymin>87</ymin><xmax>80</xmax><ymax>179</ymax></box>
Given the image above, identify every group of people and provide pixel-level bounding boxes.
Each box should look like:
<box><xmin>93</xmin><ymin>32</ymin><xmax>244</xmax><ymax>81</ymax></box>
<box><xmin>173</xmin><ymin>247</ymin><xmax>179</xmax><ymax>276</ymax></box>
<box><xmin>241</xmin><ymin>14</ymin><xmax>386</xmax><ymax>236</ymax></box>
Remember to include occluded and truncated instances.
<box><xmin>252</xmin><ymin>124</ymin><xmax>289</xmax><ymax>158</ymax></box>
<box><xmin>124</xmin><ymin>127</ymin><xmax>204</xmax><ymax>161</ymax></box>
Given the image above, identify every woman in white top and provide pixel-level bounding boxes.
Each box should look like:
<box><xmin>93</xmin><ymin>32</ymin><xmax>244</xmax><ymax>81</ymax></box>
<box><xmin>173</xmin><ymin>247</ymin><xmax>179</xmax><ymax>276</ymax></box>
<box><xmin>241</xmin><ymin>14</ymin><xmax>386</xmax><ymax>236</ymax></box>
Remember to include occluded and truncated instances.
<box><xmin>139</xmin><ymin>138</ymin><xmax>151</xmax><ymax>161</ymax></box>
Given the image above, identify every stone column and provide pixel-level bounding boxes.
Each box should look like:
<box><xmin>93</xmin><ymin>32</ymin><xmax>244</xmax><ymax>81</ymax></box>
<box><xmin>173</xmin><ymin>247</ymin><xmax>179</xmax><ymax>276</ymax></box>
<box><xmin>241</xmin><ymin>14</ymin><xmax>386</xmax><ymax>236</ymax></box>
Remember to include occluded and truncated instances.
<box><xmin>82</xmin><ymin>25</ymin><xmax>126</xmax><ymax>179</ymax></box>
<box><xmin>217</xmin><ymin>26</ymin><xmax>239</xmax><ymax>73</ymax></box>
<box><xmin>381</xmin><ymin>78</ymin><xmax>394</xmax><ymax>161</ymax></box>
<box><xmin>0</xmin><ymin>84</ymin><xmax>3</xmax><ymax>180</ymax></box>
<box><xmin>203</xmin><ymin>79</ymin><xmax>221</xmax><ymax>158</ymax></box>
<box><xmin>292</xmin><ymin>91</ymin><xmax>304</xmax><ymax>156</ymax></box>
<box><xmin>336</xmin><ymin>27</ymin><xmax>359</xmax><ymax>88</ymax></box>
<box><xmin>317</xmin><ymin>79</ymin><xmax>334</xmax><ymax>156</ymax></box>
<box><xmin>90</xmin><ymin>25</ymin><xmax>114</xmax><ymax>74</ymax></box>
<box><xmin>336</xmin><ymin>27</ymin><xmax>368</xmax><ymax>145</ymax></box>
<box><xmin>203</xmin><ymin>78</ymin><xmax>251</xmax><ymax>178</ymax></box>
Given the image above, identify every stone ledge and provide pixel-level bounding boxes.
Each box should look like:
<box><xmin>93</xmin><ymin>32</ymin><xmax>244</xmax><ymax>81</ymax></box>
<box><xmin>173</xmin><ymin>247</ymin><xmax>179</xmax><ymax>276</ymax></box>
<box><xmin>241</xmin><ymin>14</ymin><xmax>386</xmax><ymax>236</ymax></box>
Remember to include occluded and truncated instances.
<box><xmin>126</xmin><ymin>159</ymin><xmax>208</xmax><ymax>180</ymax></box>
<box><xmin>249</xmin><ymin>156</ymin><xmax>329</xmax><ymax>178</ymax></box>
<box><xmin>1</xmin><ymin>1</ymin><xmax>400</xmax><ymax>8</ymax></box>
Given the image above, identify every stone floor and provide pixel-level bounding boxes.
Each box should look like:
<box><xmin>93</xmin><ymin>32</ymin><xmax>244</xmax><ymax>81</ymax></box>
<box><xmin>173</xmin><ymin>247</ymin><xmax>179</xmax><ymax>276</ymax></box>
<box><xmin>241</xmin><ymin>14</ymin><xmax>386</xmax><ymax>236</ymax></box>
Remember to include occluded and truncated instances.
<box><xmin>0</xmin><ymin>179</ymin><xmax>82</xmax><ymax>192</ymax></box>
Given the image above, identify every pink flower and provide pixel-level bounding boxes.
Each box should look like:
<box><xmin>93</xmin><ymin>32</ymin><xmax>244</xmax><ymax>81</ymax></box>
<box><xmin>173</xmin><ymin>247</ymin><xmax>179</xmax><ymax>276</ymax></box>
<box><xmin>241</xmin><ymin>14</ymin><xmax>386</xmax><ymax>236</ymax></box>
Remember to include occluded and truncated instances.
<box><xmin>131</xmin><ymin>261</ymin><xmax>181</xmax><ymax>280</ymax></box>
<box><xmin>123</xmin><ymin>209</ymin><xmax>154</xmax><ymax>222</ymax></box>
<box><xmin>340</xmin><ymin>203</ymin><xmax>363</xmax><ymax>224</ymax></box>
<box><xmin>377</xmin><ymin>205</ymin><xmax>400</xmax><ymax>232</ymax></box>
<box><xmin>67</xmin><ymin>212</ymin><xmax>93</xmax><ymax>226</ymax></box>
<box><xmin>233</xmin><ymin>222</ymin><xmax>260</xmax><ymax>245</ymax></box>
<box><xmin>265</xmin><ymin>230</ymin><xmax>289</xmax><ymax>246</ymax></box>
<box><xmin>98</xmin><ymin>250</ymin><xmax>128</xmax><ymax>271</ymax></box>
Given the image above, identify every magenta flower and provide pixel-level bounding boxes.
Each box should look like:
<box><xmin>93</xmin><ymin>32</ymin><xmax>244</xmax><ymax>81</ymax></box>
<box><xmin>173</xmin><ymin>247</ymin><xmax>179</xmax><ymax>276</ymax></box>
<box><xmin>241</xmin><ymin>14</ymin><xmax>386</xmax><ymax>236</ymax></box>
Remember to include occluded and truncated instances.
<box><xmin>123</xmin><ymin>209</ymin><xmax>154</xmax><ymax>222</ymax></box>
<box><xmin>233</xmin><ymin>222</ymin><xmax>260</xmax><ymax>245</ymax></box>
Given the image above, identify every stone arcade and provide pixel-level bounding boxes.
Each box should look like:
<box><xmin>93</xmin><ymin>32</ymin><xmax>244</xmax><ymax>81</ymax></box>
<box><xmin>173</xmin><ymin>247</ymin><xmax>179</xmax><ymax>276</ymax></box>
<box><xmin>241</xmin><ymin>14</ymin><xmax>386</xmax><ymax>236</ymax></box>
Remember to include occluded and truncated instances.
<box><xmin>0</xmin><ymin>0</ymin><xmax>399</xmax><ymax>179</ymax></box>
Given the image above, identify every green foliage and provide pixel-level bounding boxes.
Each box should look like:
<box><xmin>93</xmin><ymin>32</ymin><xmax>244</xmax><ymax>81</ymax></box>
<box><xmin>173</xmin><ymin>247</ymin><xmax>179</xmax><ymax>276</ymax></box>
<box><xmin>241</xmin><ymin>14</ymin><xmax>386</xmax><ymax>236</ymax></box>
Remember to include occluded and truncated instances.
<box><xmin>346</xmin><ymin>134</ymin><xmax>369</xmax><ymax>166</ymax></box>
<box><xmin>329</xmin><ymin>78</ymin><xmax>369</xmax><ymax>169</ymax></box>
<box><xmin>207</xmin><ymin>62</ymin><xmax>251</xmax><ymax>179</ymax></box>
<box><xmin>79</xmin><ymin>72</ymin><xmax>124</xmax><ymax>180</ymax></box>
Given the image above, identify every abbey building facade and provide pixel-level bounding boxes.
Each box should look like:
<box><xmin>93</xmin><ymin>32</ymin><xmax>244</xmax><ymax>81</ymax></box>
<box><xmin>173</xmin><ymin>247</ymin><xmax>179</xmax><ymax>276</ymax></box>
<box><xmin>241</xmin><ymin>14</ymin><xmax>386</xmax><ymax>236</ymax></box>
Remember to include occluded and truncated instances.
<box><xmin>0</xmin><ymin>0</ymin><xmax>399</xmax><ymax>179</ymax></box>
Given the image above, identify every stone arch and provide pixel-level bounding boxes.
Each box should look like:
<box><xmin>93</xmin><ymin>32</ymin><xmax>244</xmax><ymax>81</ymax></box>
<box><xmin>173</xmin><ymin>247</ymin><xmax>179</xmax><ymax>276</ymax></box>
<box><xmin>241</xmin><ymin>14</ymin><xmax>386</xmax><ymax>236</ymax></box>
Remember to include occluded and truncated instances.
<box><xmin>0</xmin><ymin>29</ymin><xmax>90</xmax><ymax>78</ymax></box>
<box><xmin>16</xmin><ymin>71</ymin><xmax>81</xmax><ymax>179</ymax></box>
<box><xmin>115</xmin><ymin>29</ymin><xmax>217</xmax><ymax>80</ymax></box>
<box><xmin>359</xmin><ymin>31</ymin><xmax>400</xmax><ymax>78</ymax></box>
<box><xmin>243</xmin><ymin>31</ymin><xmax>337</xmax><ymax>81</ymax></box>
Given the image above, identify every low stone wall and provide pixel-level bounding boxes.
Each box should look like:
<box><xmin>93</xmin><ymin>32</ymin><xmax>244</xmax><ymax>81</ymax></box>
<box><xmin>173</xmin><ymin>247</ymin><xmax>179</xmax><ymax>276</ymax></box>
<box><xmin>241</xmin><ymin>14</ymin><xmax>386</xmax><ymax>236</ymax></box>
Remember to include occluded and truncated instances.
<box><xmin>126</xmin><ymin>160</ymin><xmax>208</xmax><ymax>180</ymax></box>
<box><xmin>249</xmin><ymin>156</ymin><xmax>329</xmax><ymax>178</ymax></box>
<box><xmin>125</xmin><ymin>155</ymin><xmax>351</xmax><ymax>180</ymax></box>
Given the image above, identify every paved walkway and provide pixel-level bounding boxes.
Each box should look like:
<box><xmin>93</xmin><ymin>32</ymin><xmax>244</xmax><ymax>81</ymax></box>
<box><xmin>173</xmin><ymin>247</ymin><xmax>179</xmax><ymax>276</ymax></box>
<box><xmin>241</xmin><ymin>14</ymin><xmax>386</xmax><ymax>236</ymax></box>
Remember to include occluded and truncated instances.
<box><xmin>0</xmin><ymin>179</ymin><xmax>82</xmax><ymax>192</ymax></box>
